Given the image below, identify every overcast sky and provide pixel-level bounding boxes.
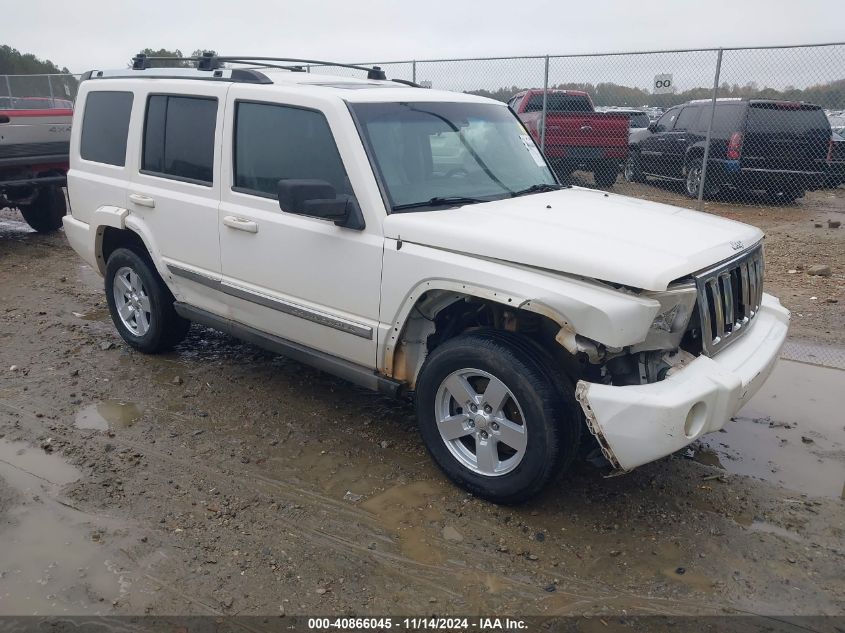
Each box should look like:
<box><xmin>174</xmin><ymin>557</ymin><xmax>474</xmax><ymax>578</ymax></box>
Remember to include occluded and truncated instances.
<box><xmin>6</xmin><ymin>0</ymin><xmax>843</xmax><ymax>74</ymax></box>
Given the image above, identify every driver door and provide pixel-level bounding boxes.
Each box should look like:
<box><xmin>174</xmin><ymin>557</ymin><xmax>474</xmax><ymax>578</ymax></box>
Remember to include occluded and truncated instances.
<box><xmin>640</xmin><ymin>108</ymin><xmax>679</xmax><ymax>176</ymax></box>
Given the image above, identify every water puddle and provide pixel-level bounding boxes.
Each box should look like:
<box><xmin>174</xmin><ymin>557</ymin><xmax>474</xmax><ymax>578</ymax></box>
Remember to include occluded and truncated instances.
<box><xmin>74</xmin><ymin>401</ymin><xmax>142</xmax><ymax>432</ymax></box>
<box><xmin>72</xmin><ymin>308</ymin><xmax>109</xmax><ymax>322</ymax></box>
<box><xmin>362</xmin><ymin>481</ymin><xmax>446</xmax><ymax>564</ymax></box>
<box><xmin>0</xmin><ymin>440</ymin><xmax>133</xmax><ymax>614</ymax></box>
<box><xmin>0</xmin><ymin>216</ymin><xmax>34</xmax><ymax>237</ymax></box>
<box><xmin>747</xmin><ymin>519</ymin><xmax>804</xmax><ymax>544</ymax></box>
<box><xmin>697</xmin><ymin>360</ymin><xmax>845</xmax><ymax>499</ymax></box>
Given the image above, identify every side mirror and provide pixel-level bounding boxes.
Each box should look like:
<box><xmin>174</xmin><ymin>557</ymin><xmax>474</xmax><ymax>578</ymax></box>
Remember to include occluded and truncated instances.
<box><xmin>277</xmin><ymin>179</ymin><xmax>364</xmax><ymax>230</ymax></box>
<box><xmin>647</xmin><ymin>122</ymin><xmax>658</xmax><ymax>133</ymax></box>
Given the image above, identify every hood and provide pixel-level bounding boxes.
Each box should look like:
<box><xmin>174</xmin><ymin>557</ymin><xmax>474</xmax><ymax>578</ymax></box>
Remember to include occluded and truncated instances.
<box><xmin>382</xmin><ymin>187</ymin><xmax>763</xmax><ymax>291</ymax></box>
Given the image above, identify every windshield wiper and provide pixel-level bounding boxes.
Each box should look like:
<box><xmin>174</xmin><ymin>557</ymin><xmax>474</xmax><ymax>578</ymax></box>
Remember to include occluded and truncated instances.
<box><xmin>510</xmin><ymin>183</ymin><xmax>567</xmax><ymax>197</ymax></box>
<box><xmin>392</xmin><ymin>196</ymin><xmax>488</xmax><ymax>212</ymax></box>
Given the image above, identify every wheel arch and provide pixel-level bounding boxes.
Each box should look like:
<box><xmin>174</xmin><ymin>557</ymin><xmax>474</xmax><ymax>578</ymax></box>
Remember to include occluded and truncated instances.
<box><xmin>383</xmin><ymin>280</ymin><xmax>606</xmax><ymax>391</ymax></box>
<box><xmin>93</xmin><ymin>208</ymin><xmax>161</xmax><ymax>277</ymax></box>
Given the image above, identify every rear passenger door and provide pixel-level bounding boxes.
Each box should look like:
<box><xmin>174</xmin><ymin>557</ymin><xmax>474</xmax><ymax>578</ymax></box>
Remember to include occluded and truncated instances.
<box><xmin>127</xmin><ymin>83</ymin><xmax>229</xmax><ymax>316</ymax></box>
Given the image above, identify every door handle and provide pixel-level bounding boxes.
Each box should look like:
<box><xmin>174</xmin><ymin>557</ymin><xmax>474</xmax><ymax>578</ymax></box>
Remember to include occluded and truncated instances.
<box><xmin>129</xmin><ymin>193</ymin><xmax>156</xmax><ymax>208</ymax></box>
<box><xmin>580</xmin><ymin>125</ymin><xmax>593</xmax><ymax>132</ymax></box>
<box><xmin>223</xmin><ymin>215</ymin><xmax>259</xmax><ymax>233</ymax></box>
<box><xmin>676</xmin><ymin>137</ymin><xmax>687</xmax><ymax>142</ymax></box>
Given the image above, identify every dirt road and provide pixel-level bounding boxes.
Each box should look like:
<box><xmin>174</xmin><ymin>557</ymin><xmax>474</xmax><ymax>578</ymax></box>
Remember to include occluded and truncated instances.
<box><xmin>1</xmin><ymin>201</ymin><xmax>843</xmax><ymax>617</ymax></box>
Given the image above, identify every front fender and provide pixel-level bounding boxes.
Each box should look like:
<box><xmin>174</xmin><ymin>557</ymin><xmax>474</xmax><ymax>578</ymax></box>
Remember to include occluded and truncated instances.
<box><xmin>379</xmin><ymin>240</ymin><xmax>660</xmax><ymax>373</ymax></box>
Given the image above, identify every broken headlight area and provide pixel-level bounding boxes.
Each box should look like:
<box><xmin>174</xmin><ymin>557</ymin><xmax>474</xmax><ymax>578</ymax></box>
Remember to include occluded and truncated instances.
<box><xmin>563</xmin><ymin>283</ymin><xmax>701</xmax><ymax>386</ymax></box>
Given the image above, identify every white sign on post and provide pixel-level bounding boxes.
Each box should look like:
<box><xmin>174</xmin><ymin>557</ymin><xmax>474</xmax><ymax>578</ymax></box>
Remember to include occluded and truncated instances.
<box><xmin>653</xmin><ymin>74</ymin><xmax>673</xmax><ymax>94</ymax></box>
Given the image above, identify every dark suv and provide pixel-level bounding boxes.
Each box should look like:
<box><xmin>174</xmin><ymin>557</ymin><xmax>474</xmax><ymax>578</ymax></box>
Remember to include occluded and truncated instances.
<box><xmin>625</xmin><ymin>98</ymin><xmax>832</xmax><ymax>202</ymax></box>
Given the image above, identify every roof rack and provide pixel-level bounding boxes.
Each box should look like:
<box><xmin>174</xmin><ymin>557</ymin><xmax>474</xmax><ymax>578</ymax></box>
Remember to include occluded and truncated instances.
<box><xmin>129</xmin><ymin>51</ymin><xmax>408</xmax><ymax>83</ymax></box>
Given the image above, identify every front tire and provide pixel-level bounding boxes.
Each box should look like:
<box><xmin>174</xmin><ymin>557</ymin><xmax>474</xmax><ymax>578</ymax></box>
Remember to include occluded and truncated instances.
<box><xmin>18</xmin><ymin>185</ymin><xmax>67</xmax><ymax>233</ymax></box>
<box><xmin>104</xmin><ymin>247</ymin><xmax>190</xmax><ymax>353</ymax></box>
<box><xmin>594</xmin><ymin>162</ymin><xmax>619</xmax><ymax>188</ymax></box>
<box><xmin>415</xmin><ymin>331</ymin><xmax>581</xmax><ymax>504</ymax></box>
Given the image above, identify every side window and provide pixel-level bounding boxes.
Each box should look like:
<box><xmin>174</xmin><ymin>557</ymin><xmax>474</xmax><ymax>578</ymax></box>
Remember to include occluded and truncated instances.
<box><xmin>654</xmin><ymin>109</ymin><xmax>678</xmax><ymax>133</ymax></box>
<box><xmin>233</xmin><ymin>101</ymin><xmax>352</xmax><ymax>199</ymax></box>
<box><xmin>142</xmin><ymin>95</ymin><xmax>217</xmax><ymax>185</ymax></box>
<box><xmin>673</xmin><ymin>107</ymin><xmax>698</xmax><ymax>131</ymax></box>
<box><xmin>80</xmin><ymin>91</ymin><xmax>133</xmax><ymax>166</ymax></box>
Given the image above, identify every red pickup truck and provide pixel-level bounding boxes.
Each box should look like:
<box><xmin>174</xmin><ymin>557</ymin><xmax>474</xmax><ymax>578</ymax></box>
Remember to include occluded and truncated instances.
<box><xmin>0</xmin><ymin>95</ymin><xmax>71</xmax><ymax>232</ymax></box>
<box><xmin>509</xmin><ymin>89</ymin><xmax>629</xmax><ymax>187</ymax></box>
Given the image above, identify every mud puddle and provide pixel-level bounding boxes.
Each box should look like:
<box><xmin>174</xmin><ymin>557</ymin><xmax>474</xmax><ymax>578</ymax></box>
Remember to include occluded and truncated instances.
<box><xmin>0</xmin><ymin>440</ymin><xmax>138</xmax><ymax>614</ymax></box>
<box><xmin>362</xmin><ymin>481</ymin><xmax>448</xmax><ymax>564</ymax></box>
<box><xmin>74</xmin><ymin>401</ymin><xmax>142</xmax><ymax>432</ymax></box>
<box><xmin>696</xmin><ymin>360</ymin><xmax>845</xmax><ymax>498</ymax></box>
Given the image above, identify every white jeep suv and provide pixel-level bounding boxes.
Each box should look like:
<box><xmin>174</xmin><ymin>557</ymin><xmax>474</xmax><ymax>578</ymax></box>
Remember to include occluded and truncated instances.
<box><xmin>63</xmin><ymin>55</ymin><xmax>789</xmax><ymax>503</ymax></box>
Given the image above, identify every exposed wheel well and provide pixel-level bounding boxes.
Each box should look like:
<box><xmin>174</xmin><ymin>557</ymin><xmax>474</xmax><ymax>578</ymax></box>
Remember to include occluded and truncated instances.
<box><xmin>98</xmin><ymin>227</ymin><xmax>149</xmax><ymax>272</ymax></box>
<box><xmin>390</xmin><ymin>291</ymin><xmax>587</xmax><ymax>390</ymax></box>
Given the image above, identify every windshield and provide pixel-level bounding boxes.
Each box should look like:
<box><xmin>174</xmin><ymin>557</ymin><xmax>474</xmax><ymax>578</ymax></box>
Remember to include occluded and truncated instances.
<box><xmin>351</xmin><ymin>102</ymin><xmax>556</xmax><ymax>211</ymax></box>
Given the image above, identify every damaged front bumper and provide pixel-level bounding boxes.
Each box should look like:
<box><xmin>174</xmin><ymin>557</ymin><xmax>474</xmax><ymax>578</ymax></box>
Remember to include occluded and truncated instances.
<box><xmin>575</xmin><ymin>293</ymin><xmax>790</xmax><ymax>472</ymax></box>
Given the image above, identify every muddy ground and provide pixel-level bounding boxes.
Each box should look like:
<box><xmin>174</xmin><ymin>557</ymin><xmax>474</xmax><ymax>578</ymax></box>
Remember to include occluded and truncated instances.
<box><xmin>0</xmin><ymin>185</ymin><xmax>844</xmax><ymax>618</ymax></box>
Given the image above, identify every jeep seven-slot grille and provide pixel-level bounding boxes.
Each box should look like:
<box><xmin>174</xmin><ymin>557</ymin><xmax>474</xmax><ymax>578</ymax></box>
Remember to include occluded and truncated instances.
<box><xmin>694</xmin><ymin>244</ymin><xmax>764</xmax><ymax>356</ymax></box>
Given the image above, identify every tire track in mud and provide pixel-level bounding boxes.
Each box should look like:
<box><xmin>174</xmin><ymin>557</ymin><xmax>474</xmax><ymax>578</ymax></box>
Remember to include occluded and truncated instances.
<box><xmin>1</xmin><ymin>394</ymin><xmax>725</xmax><ymax>615</ymax></box>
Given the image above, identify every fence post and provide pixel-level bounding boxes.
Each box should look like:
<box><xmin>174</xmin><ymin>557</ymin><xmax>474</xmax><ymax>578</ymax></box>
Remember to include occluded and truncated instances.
<box><xmin>412</xmin><ymin>60</ymin><xmax>417</xmax><ymax>84</ymax></box>
<box><xmin>540</xmin><ymin>55</ymin><xmax>549</xmax><ymax>152</ymax></box>
<box><xmin>48</xmin><ymin>75</ymin><xmax>55</xmax><ymax>106</ymax></box>
<box><xmin>698</xmin><ymin>48</ymin><xmax>723</xmax><ymax>209</ymax></box>
<box><xmin>4</xmin><ymin>75</ymin><xmax>11</xmax><ymax>101</ymax></box>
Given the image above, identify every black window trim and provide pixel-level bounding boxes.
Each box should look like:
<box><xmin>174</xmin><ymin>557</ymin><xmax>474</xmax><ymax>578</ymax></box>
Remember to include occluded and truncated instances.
<box><xmin>140</xmin><ymin>92</ymin><xmax>219</xmax><ymax>188</ymax></box>
<box><xmin>230</xmin><ymin>98</ymin><xmax>352</xmax><ymax>202</ymax></box>
<box><xmin>79</xmin><ymin>90</ymin><xmax>134</xmax><ymax>167</ymax></box>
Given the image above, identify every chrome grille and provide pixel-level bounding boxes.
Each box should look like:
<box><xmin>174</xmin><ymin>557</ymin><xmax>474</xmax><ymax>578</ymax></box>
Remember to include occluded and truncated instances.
<box><xmin>695</xmin><ymin>244</ymin><xmax>764</xmax><ymax>356</ymax></box>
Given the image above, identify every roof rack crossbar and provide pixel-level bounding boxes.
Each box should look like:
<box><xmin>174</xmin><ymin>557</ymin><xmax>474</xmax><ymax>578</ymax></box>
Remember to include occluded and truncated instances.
<box><xmin>130</xmin><ymin>52</ymin><xmax>392</xmax><ymax>81</ymax></box>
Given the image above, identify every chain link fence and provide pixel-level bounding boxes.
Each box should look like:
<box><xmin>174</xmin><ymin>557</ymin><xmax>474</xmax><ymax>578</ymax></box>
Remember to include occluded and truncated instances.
<box><xmin>0</xmin><ymin>73</ymin><xmax>79</xmax><ymax>109</ymax></box>
<box><xmin>309</xmin><ymin>43</ymin><xmax>845</xmax><ymax>211</ymax></box>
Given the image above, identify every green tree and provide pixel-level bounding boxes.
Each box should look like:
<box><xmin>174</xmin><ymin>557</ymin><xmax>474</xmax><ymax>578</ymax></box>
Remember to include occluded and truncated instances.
<box><xmin>0</xmin><ymin>44</ymin><xmax>70</xmax><ymax>74</ymax></box>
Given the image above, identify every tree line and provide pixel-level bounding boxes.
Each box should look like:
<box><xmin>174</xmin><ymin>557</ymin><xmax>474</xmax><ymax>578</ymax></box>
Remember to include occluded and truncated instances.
<box><xmin>469</xmin><ymin>79</ymin><xmax>845</xmax><ymax>109</ymax></box>
<box><xmin>0</xmin><ymin>44</ymin><xmax>71</xmax><ymax>74</ymax></box>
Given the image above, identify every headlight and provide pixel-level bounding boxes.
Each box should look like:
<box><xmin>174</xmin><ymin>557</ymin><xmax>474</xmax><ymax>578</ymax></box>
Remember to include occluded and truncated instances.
<box><xmin>634</xmin><ymin>283</ymin><xmax>698</xmax><ymax>352</ymax></box>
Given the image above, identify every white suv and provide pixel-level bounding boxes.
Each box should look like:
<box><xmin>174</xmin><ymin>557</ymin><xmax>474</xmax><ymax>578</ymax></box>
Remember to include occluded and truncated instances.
<box><xmin>63</xmin><ymin>55</ymin><xmax>789</xmax><ymax>503</ymax></box>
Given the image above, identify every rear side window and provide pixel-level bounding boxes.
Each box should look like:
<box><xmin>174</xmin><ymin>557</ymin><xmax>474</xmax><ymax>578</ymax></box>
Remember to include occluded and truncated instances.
<box><xmin>695</xmin><ymin>104</ymin><xmax>746</xmax><ymax>133</ymax></box>
<box><xmin>746</xmin><ymin>103</ymin><xmax>830</xmax><ymax>135</ymax></box>
<box><xmin>80</xmin><ymin>91</ymin><xmax>133</xmax><ymax>166</ymax></box>
<box><xmin>142</xmin><ymin>95</ymin><xmax>217</xmax><ymax>185</ymax></box>
<box><xmin>524</xmin><ymin>93</ymin><xmax>592</xmax><ymax>113</ymax></box>
<box><xmin>233</xmin><ymin>102</ymin><xmax>351</xmax><ymax>198</ymax></box>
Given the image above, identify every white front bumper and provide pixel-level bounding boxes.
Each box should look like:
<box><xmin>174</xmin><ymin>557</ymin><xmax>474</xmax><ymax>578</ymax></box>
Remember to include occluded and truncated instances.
<box><xmin>575</xmin><ymin>293</ymin><xmax>790</xmax><ymax>471</ymax></box>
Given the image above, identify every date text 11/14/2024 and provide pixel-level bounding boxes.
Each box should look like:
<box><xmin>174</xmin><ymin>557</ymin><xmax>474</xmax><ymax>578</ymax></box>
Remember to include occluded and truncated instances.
<box><xmin>307</xmin><ymin>617</ymin><xmax>528</xmax><ymax>630</ymax></box>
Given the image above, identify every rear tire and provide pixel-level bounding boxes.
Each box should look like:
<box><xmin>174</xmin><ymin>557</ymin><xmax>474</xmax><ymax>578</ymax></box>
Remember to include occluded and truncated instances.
<box><xmin>769</xmin><ymin>188</ymin><xmax>804</xmax><ymax>204</ymax></box>
<box><xmin>623</xmin><ymin>150</ymin><xmax>645</xmax><ymax>183</ymax></box>
<box><xmin>104</xmin><ymin>247</ymin><xmax>190</xmax><ymax>353</ymax></box>
<box><xmin>414</xmin><ymin>330</ymin><xmax>581</xmax><ymax>504</ymax></box>
<box><xmin>594</xmin><ymin>162</ymin><xmax>619</xmax><ymax>188</ymax></box>
<box><xmin>18</xmin><ymin>185</ymin><xmax>67</xmax><ymax>233</ymax></box>
<box><xmin>684</xmin><ymin>158</ymin><xmax>720</xmax><ymax>199</ymax></box>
